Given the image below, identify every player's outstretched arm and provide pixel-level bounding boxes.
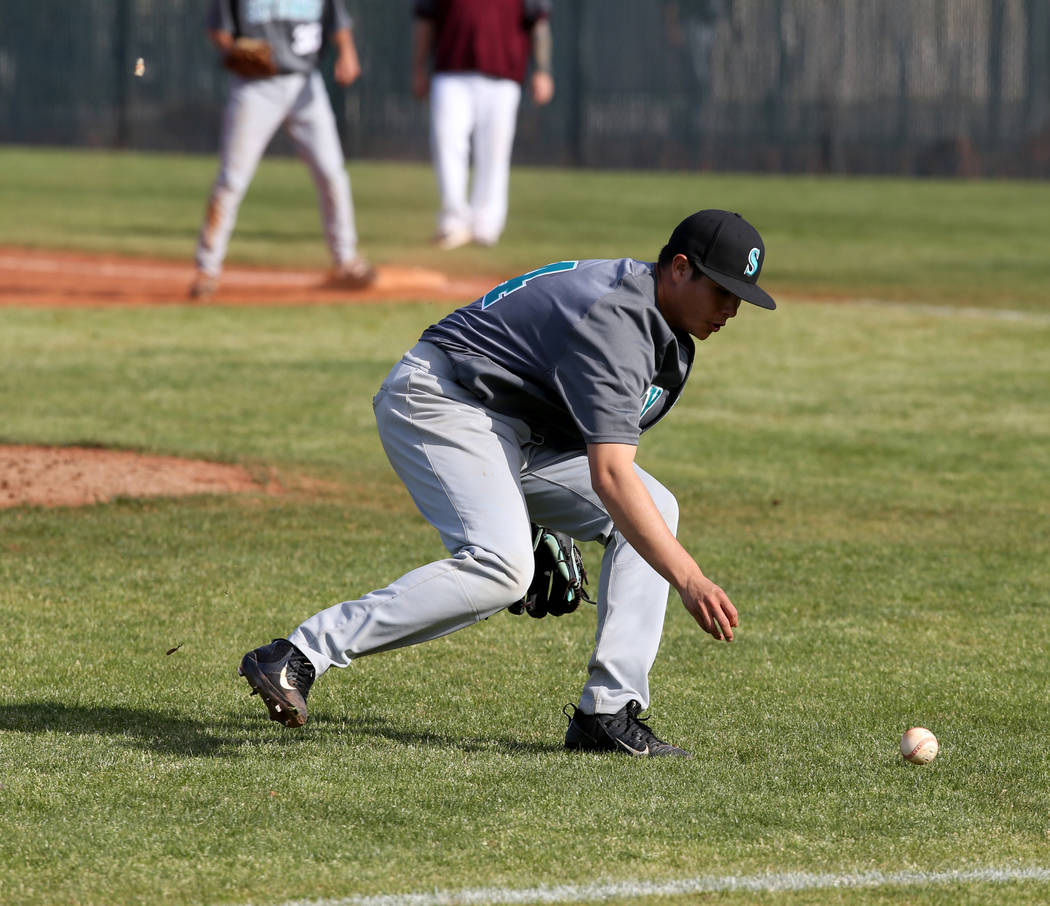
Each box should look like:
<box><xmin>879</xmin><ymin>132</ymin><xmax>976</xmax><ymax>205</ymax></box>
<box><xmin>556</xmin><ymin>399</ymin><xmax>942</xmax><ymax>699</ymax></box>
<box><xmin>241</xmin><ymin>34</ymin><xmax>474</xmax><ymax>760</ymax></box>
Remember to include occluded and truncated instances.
<box><xmin>586</xmin><ymin>442</ymin><xmax>738</xmax><ymax>641</ymax></box>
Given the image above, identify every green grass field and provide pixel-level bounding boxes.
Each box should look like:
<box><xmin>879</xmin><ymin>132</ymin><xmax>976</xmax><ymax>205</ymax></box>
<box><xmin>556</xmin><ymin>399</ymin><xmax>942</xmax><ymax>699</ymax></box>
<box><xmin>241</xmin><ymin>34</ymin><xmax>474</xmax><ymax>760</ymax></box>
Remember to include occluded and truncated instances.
<box><xmin>1</xmin><ymin>147</ymin><xmax>1049</xmax><ymax>906</ymax></box>
<box><xmin>2</xmin><ymin>145</ymin><xmax>1049</xmax><ymax>308</ymax></box>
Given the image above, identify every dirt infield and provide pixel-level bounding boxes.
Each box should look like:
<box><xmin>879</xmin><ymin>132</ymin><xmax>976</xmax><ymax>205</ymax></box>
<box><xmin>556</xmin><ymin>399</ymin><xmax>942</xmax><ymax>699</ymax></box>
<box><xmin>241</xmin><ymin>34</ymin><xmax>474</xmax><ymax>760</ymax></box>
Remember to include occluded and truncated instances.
<box><xmin>0</xmin><ymin>246</ymin><xmax>493</xmax><ymax>509</ymax></box>
<box><xmin>0</xmin><ymin>445</ymin><xmax>279</xmax><ymax>510</ymax></box>
<box><xmin>0</xmin><ymin>245</ymin><xmax>494</xmax><ymax>307</ymax></box>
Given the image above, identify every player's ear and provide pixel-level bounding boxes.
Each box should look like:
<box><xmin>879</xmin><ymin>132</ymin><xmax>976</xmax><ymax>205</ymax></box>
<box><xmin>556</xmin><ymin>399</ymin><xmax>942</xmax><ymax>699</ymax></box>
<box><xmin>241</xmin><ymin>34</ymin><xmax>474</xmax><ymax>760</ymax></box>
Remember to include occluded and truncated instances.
<box><xmin>672</xmin><ymin>253</ymin><xmax>693</xmax><ymax>282</ymax></box>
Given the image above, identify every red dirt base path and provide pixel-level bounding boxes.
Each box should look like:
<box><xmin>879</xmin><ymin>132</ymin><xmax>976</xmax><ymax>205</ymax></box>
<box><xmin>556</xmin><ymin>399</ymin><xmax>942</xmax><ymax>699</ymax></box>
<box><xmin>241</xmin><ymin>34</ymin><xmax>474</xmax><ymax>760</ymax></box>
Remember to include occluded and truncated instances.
<box><xmin>1</xmin><ymin>246</ymin><xmax>495</xmax><ymax>509</ymax></box>
<box><xmin>0</xmin><ymin>246</ymin><xmax>495</xmax><ymax>307</ymax></box>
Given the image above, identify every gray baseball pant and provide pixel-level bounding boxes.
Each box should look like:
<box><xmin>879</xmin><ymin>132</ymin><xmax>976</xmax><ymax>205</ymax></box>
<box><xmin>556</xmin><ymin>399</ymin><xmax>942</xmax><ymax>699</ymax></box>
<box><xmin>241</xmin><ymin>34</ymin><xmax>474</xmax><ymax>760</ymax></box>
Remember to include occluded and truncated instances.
<box><xmin>289</xmin><ymin>341</ymin><xmax>678</xmax><ymax>715</ymax></box>
<box><xmin>195</xmin><ymin>71</ymin><xmax>358</xmax><ymax>278</ymax></box>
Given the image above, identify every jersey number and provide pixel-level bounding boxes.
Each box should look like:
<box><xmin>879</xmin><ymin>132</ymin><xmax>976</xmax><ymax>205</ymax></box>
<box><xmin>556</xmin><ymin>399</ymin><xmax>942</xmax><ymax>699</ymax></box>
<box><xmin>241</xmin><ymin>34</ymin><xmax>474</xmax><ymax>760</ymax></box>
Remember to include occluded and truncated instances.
<box><xmin>291</xmin><ymin>23</ymin><xmax>323</xmax><ymax>56</ymax></box>
<box><xmin>480</xmin><ymin>261</ymin><xmax>578</xmax><ymax>309</ymax></box>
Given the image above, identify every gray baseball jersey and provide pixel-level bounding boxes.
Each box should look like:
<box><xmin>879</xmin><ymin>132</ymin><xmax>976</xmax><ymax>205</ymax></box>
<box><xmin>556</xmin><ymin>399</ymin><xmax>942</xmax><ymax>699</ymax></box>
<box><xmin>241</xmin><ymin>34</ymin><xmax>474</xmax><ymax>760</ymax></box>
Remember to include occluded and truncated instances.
<box><xmin>288</xmin><ymin>259</ymin><xmax>695</xmax><ymax>714</ymax></box>
<box><xmin>208</xmin><ymin>0</ymin><xmax>352</xmax><ymax>74</ymax></box>
<box><xmin>421</xmin><ymin>258</ymin><xmax>695</xmax><ymax>448</ymax></box>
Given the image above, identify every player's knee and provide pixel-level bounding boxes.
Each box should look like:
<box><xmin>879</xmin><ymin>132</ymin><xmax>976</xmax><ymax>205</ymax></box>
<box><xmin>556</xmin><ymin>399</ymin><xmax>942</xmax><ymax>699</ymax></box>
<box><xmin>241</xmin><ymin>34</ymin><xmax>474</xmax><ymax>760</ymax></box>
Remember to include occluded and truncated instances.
<box><xmin>496</xmin><ymin>548</ymin><xmax>534</xmax><ymax>603</ymax></box>
<box><xmin>214</xmin><ymin>171</ymin><xmax>252</xmax><ymax>198</ymax></box>
<box><xmin>467</xmin><ymin>542</ymin><xmax>533</xmax><ymax>606</ymax></box>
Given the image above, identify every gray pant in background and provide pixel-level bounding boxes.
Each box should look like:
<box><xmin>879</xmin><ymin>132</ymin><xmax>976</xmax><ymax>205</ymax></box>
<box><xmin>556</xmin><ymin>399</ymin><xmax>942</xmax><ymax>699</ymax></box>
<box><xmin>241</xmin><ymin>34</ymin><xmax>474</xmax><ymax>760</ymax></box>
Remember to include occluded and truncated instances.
<box><xmin>195</xmin><ymin>71</ymin><xmax>358</xmax><ymax>278</ymax></box>
<box><xmin>290</xmin><ymin>341</ymin><xmax>678</xmax><ymax>715</ymax></box>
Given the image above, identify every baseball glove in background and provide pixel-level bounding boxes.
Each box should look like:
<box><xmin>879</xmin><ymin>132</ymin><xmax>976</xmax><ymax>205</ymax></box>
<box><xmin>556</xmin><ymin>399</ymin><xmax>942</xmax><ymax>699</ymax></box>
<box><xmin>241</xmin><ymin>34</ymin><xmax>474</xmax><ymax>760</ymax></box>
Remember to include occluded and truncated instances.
<box><xmin>509</xmin><ymin>524</ymin><xmax>595</xmax><ymax>618</ymax></box>
<box><xmin>223</xmin><ymin>38</ymin><xmax>278</xmax><ymax>79</ymax></box>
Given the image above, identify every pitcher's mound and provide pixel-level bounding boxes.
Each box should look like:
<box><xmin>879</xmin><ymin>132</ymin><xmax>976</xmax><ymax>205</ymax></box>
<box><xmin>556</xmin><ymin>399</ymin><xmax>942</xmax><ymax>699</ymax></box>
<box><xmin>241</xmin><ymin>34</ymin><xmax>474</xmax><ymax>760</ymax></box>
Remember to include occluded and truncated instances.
<box><xmin>0</xmin><ymin>445</ymin><xmax>275</xmax><ymax>509</ymax></box>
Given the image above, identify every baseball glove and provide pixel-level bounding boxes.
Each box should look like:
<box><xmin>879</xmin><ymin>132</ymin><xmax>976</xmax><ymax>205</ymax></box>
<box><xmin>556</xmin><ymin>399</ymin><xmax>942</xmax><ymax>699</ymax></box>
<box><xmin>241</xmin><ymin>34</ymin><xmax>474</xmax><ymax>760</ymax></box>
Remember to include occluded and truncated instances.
<box><xmin>508</xmin><ymin>524</ymin><xmax>595</xmax><ymax>618</ymax></box>
<box><xmin>223</xmin><ymin>38</ymin><xmax>279</xmax><ymax>79</ymax></box>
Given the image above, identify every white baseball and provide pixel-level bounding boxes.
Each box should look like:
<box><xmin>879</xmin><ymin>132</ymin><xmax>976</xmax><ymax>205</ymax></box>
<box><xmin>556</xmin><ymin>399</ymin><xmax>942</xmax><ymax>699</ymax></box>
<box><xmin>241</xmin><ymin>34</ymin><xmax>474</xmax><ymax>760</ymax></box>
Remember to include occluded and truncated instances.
<box><xmin>900</xmin><ymin>727</ymin><xmax>938</xmax><ymax>764</ymax></box>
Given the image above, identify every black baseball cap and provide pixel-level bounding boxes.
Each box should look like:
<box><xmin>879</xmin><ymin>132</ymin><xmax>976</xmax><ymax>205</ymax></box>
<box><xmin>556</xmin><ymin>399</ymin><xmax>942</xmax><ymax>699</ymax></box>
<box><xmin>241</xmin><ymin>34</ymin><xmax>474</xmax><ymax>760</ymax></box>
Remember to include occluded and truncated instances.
<box><xmin>666</xmin><ymin>210</ymin><xmax>775</xmax><ymax>310</ymax></box>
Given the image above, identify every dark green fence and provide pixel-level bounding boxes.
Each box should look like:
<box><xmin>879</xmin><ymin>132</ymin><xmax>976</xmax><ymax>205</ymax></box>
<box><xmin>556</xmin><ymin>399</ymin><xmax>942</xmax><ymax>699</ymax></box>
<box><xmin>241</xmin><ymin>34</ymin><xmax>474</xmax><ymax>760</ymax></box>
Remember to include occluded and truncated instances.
<box><xmin>3</xmin><ymin>0</ymin><xmax>1048</xmax><ymax>176</ymax></box>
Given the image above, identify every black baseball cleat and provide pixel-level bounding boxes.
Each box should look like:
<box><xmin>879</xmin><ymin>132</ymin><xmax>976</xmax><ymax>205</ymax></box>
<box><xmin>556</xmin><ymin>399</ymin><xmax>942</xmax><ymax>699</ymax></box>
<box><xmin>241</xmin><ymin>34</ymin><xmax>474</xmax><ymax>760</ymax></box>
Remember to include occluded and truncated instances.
<box><xmin>239</xmin><ymin>638</ymin><xmax>315</xmax><ymax>728</ymax></box>
<box><xmin>564</xmin><ymin>700</ymin><xmax>691</xmax><ymax>758</ymax></box>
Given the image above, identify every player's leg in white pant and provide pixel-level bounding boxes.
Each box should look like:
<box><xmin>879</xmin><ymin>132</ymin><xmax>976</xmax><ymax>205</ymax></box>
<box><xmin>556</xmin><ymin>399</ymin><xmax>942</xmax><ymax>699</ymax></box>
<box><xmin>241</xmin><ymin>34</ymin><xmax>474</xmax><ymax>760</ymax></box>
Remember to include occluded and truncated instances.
<box><xmin>195</xmin><ymin>75</ymin><xmax>297</xmax><ymax>277</ymax></box>
<box><xmin>469</xmin><ymin>76</ymin><xmax>521</xmax><ymax>245</ymax></box>
<box><xmin>521</xmin><ymin>450</ymin><xmax>677</xmax><ymax>714</ymax></box>
<box><xmin>289</xmin><ymin>342</ymin><xmax>535</xmax><ymax>675</ymax></box>
<box><xmin>285</xmin><ymin>71</ymin><xmax>358</xmax><ymax>266</ymax></box>
<box><xmin>429</xmin><ymin>73</ymin><xmax>475</xmax><ymax>241</ymax></box>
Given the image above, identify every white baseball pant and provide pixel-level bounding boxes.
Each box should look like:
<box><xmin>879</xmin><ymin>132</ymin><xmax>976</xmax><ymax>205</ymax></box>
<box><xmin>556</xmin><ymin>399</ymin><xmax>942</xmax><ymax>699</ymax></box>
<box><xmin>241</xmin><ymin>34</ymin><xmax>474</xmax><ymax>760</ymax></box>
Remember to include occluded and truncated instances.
<box><xmin>289</xmin><ymin>342</ymin><xmax>678</xmax><ymax>715</ymax></box>
<box><xmin>429</xmin><ymin>72</ymin><xmax>522</xmax><ymax>245</ymax></box>
<box><xmin>195</xmin><ymin>71</ymin><xmax>358</xmax><ymax>277</ymax></box>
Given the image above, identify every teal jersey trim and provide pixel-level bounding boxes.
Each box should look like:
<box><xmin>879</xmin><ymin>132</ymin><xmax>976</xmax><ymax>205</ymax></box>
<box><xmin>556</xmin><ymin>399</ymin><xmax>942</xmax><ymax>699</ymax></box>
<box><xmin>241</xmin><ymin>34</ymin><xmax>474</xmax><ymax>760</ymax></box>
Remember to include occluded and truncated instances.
<box><xmin>641</xmin><ymin>386</ymin><xmax>664</xmax><ymax>418</ymax></box>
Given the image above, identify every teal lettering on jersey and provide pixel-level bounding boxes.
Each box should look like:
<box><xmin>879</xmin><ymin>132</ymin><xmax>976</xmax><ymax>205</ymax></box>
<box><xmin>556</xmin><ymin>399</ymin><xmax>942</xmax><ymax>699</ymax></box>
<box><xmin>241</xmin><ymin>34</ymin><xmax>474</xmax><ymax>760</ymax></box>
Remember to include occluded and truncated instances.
<box><xmin>481</xmin><ymin>260</ymin><xmax>578</xmax><ymax>309</ymax></box>
<box><xmin>641</xmin><ymin>386</ymin><xmax>664</xmax><ymax>418</ymax></box>
<box><xmin>245</xmin><ymin>0</ymin><xmax>323</xmax><ymax>25</ymax></box>
<box><xmin>744</xmin><ymin>247</ymin><xmax>761</xmax><ymax>277</ymax></box>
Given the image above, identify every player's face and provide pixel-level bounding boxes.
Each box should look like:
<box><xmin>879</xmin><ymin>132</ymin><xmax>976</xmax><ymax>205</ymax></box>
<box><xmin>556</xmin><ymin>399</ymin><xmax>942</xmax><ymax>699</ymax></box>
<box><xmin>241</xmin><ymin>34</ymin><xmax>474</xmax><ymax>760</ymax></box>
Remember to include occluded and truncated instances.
<box><xmin>660</xmin><ymin>257</ymin><xmax>741</xmax><ymax>340</ymax></box>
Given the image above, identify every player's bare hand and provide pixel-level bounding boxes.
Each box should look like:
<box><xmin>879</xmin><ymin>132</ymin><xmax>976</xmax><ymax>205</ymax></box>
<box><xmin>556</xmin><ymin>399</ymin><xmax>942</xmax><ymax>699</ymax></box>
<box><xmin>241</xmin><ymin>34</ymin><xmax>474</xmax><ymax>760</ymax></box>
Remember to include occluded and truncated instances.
<box><xmin>681</xmin><ymin>577</ymin><xmax>738</xmax><ymax>641</ymax></box>
<box><xmin>530</xmin><ymin>71</ymin><xmax>554</xmax><ymax>105</ymax></box>
<box><xmin>334</xmin><ymin>52</ymin><xmax>361</xmax><ymax>86</ymax></box>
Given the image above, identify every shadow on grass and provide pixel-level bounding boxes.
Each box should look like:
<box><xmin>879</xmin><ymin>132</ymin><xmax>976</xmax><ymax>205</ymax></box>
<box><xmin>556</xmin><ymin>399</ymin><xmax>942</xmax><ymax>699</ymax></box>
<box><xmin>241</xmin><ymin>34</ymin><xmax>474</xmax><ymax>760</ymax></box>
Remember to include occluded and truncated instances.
<box><xmin>311</xmin><ymin>712</ymin><xmax>564</xmax><ymax>756</ymax></box>
<box><xmin>0</xmin><ymin>702</ymin><xmax>246</xmax><ymax>758</ymax></box>
<box><xmin>0</xmin><ymin>702</ymin><xmax>564</xmax><ymax>757</ymax></box>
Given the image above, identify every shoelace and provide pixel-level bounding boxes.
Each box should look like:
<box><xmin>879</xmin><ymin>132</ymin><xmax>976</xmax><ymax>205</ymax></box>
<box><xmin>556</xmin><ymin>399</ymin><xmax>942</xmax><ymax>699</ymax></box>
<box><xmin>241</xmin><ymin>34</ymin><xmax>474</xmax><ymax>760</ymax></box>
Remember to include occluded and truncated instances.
<box><xmin>284</xmin><ymin>650</ymin><xmax>316</xmax><ymax>693</ymax></box>
<box><xmin>606</xmin><ymin>701</ymin><xmax>670</xmax><ymax>748</ymax></box>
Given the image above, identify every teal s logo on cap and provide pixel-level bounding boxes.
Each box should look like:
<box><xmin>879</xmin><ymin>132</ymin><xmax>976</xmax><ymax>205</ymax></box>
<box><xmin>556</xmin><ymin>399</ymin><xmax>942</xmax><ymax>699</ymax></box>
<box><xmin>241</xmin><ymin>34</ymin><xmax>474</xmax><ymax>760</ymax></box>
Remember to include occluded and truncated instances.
<box><xmin>744</xmin><ymin>247</ymin><xmax>761</xmax><ymax>277</ymax></box>
<box><xmin>666</xmin><ymin>209</ymin><xmax>776</xmax><ymax>309</ymax></box>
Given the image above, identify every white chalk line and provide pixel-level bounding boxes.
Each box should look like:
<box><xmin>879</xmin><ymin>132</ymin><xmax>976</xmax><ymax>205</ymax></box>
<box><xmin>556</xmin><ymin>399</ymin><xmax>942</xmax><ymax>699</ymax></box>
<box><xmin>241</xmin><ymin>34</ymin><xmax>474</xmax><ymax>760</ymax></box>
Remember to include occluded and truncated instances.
<box><xmin>262</xmin><ymin>865</ymin><xmax>1050</xmax><ymax>906</ymax></box>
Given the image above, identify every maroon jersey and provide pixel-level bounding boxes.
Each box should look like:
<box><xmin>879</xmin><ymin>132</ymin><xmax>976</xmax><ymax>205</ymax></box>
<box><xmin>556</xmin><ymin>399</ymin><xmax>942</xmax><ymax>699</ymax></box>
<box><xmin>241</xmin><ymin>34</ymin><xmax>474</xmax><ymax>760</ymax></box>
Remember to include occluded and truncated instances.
<box><xmin>415</xmin><ymin>0</ymin><xmax>551</xmax><ymax>84</ymax></box>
